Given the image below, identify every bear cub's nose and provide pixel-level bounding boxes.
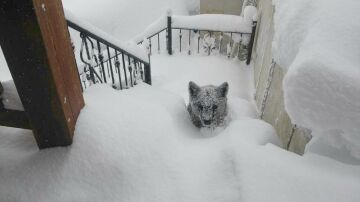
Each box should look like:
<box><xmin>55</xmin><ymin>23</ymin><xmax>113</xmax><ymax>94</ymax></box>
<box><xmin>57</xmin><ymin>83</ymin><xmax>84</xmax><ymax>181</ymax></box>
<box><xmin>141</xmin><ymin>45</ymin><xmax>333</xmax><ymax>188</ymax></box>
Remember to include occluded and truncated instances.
<box><xmin>203</xmin><ymin>120</ymin><xmax>211</xmax><ymax>125</ymax></box>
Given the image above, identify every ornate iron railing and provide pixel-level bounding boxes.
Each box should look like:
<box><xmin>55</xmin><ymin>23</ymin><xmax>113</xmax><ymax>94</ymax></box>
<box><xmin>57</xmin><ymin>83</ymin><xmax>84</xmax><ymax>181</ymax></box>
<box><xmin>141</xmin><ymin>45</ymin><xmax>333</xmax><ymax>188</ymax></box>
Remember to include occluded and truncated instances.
<box><xmin>66</xmin><ymin>16</ymin><xmax>151</xmax><ymax>91</ymax></box>
<box><xmin>137</xmin><ymin>14</ymin><xmax>257</xmax><ymax>65</ymax></box>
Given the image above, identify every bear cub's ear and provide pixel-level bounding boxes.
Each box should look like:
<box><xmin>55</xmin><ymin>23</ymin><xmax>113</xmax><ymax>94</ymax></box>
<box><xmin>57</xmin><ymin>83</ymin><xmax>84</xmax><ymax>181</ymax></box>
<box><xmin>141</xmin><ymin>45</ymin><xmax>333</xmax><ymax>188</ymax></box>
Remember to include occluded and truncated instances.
<box><xmin>189</xmin><ymin>81</ymin><xmax>201</xmax><ymax>97</ymax></box>
<box><xmin>217</xmin><ymin>82</ymin><xmax>229</xmax><ymax>97</ymax></box>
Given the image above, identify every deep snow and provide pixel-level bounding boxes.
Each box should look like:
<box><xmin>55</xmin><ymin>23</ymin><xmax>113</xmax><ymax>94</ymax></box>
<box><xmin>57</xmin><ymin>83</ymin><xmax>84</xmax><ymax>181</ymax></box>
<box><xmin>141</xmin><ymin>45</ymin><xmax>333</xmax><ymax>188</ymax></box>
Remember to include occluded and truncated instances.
<box><xmin>1</xmin><ymin>55</ymin><xmax>360</xmax><ymax>202</ymax></box>
<box><xmin>272</xmin><ymin>0</ymin><xmax>360</xmax><ymax>164</ymax></box>
<box><xmin>0</xmin><ymin>0</ymin><xmax>360</xmax><ymax>201</ymax></box>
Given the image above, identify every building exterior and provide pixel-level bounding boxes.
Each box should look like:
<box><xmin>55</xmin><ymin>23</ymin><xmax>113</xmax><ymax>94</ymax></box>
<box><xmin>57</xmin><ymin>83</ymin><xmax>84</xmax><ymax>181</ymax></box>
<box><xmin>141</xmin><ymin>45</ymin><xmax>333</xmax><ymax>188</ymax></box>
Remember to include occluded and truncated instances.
<box><xmin>200</xmin><ymin>0</ymin><xmax>244</xmax><ymax>15</ymax></box>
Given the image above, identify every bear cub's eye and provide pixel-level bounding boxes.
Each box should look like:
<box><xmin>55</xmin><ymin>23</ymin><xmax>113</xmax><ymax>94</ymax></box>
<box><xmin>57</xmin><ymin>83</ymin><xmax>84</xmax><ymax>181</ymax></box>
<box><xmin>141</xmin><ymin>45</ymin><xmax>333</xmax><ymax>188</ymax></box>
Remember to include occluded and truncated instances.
<box><xmin>213</xmin><ymin>105</ymin><xmax>218</xmax><ymax>110</ymax></box>
<box><xmin>198</xmin><ymin>105</ymin><xmax>203</xmax><ymax>111</ymax></box>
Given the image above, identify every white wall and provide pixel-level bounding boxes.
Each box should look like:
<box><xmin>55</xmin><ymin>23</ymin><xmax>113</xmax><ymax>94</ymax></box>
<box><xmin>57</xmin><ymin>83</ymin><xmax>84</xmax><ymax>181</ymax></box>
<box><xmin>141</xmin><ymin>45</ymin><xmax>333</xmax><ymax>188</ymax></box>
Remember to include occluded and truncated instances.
<box><xmin>200</xmin><ymin>0</ymin><xmax>243</xmax><ymax>15</ymax></box>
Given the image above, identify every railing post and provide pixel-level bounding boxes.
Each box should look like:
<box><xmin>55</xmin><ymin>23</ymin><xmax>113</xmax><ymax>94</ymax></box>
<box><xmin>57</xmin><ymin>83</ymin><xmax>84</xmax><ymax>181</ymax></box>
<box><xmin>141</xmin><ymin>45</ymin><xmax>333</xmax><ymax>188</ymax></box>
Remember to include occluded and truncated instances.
<box><xmin>166</xmin><ymin>9</ymin><xmax>172</xmax><ymax>55</ymax></box>
<box><xmin>144</xmin><ymin>64</ymin><xmax>152</xmax><ymax>85</ymax></box>
<box><xmin>144</xmin><ymin>56</ymin><xmax>152</xmax><ymax>85</ymax></box>
<box><xmin>246</xmin><ymin>20</ymin><xmax>257</xmax><ymax>65</ymax></box>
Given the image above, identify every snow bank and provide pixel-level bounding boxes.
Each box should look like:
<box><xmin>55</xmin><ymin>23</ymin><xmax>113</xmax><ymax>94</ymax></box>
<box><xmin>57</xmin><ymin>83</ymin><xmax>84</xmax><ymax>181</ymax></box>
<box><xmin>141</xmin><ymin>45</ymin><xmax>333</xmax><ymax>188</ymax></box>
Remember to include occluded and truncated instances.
<box><xmin>0</xmin><ymin>84</ymin><xmax>260</xmax><ymax>202</ymax></box>
<box><xmin>272</xmin><ymin>0</ymin><xmax>360</xmax><ymax>162</ymax></box>
<box><xmin>0</xmin><ymin>52</ymin><xmax>359</xmax><ymax>201</ymax></box>
<box><xmin>65</xmin><ymin>9</ymin><xmax>149</xmax><ymax>63</ymax></box>
<box><xmin>0</xmin><ymin>84</ymin><xmax>359</xmax><ymax>201</ymax></box>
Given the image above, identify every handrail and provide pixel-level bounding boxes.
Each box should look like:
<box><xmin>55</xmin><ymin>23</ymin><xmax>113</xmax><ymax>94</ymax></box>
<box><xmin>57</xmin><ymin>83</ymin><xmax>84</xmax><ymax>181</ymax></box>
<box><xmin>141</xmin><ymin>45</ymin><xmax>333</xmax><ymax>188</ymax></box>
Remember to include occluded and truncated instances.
<box><xmin>67</xmin><ymin>20</ymin><xmax>149</xmax><ymax>64</ymax></box>
<box><xmin>65</xmin><ymin>10</ymin><xmax>151</xmax><ymax>90</ymax></box>
<box><xmin>135</xmin><ymin>14</ymin><xmax>257</xmax><ymax>61</ymax></box>
<box><xmin>134</xmin><ymin>12</ymin><xmax>257</xmax><ymax>62</ymax></box>
<box><xmin>172</xmin><ymin>27</ymin><xmax>252</xmax><ymax>35</ymax></box>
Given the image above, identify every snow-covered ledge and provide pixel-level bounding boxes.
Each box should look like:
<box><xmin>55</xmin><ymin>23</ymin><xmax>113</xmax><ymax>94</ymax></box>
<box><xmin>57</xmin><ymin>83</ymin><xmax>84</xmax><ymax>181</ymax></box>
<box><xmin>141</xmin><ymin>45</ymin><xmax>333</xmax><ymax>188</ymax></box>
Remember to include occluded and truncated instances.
<box><xmin>272</xmin><ymin>0</ymin><xmax>360</xmax><ymax>163</ymax></box>
<box><xmin>133</xmin><ymin>7</ymin><xmax>257</xmax><ymax>44</ymax></box>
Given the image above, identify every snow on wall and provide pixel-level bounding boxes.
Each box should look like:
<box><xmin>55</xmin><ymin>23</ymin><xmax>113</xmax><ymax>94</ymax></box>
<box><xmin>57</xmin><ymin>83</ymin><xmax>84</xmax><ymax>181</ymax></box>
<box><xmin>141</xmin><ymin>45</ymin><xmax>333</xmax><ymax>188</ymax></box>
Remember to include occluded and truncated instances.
<box><xmin>65</xmin><ymin>9</ymin><xmax>149</xmax><ymax>63</ymax></box>
<box><xmin>272</xmin><ymin>0</ymin><xmax>360</xmax><ymax>162</ymax></box>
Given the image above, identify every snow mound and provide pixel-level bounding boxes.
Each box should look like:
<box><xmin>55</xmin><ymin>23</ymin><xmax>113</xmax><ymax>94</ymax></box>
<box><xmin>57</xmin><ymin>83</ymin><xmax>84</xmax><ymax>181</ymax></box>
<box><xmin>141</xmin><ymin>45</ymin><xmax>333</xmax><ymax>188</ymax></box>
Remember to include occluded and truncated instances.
<box><xmin>243</xmin><ymin>6</ymin><xmax>258</xmax><ymax>22</ymax></box>
<box><xmin>1</xmin><ymin>84</ymin><xmax>359</xmax><ymax>201</ymax></box>
<box><xmin>0</xmin><ymin>84</ymin><xmax>267</xmax><ymax>202</ymax></box>
<box><xmin>0</xmin><ymin>53</ymin><xmax>359</xmax><ymax>201</ymax></box>
<box><xmin>272</xmin><ymin>0</ymin><xmax>360</xmax><ymax>162</ymax></box>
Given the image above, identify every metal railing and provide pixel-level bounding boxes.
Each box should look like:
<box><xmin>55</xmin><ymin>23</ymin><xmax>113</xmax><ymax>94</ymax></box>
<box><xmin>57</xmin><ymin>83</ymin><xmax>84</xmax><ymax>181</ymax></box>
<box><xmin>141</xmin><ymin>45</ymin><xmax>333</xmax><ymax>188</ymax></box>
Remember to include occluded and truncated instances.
<box><xmin>137</xmin><ymin>15</ymin><xmax>257</xmax><ymax>65</ymax></box>
<box><xmin>66</xmin><ymin>19</ymin><xmax>151</xmax><ymax>91</ymax></box>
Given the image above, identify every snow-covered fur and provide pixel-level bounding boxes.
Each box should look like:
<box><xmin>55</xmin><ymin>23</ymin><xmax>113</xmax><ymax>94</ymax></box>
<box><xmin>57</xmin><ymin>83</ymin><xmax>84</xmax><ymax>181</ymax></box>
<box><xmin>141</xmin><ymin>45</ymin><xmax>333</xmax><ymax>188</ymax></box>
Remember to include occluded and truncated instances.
<box><xmin>187</xmin><ymin>81</ymin><xmax>229</xmax><ymax>128</ymax></box>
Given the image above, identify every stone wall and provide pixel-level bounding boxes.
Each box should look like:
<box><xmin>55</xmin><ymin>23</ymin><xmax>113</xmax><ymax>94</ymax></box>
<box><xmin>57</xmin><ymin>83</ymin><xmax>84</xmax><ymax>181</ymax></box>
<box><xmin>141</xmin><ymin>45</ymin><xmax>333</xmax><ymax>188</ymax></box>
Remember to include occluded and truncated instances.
<box><xmin>251</xmin><ymin>0</ymin><xmax>311</xmax><ymax>154</ymax></box>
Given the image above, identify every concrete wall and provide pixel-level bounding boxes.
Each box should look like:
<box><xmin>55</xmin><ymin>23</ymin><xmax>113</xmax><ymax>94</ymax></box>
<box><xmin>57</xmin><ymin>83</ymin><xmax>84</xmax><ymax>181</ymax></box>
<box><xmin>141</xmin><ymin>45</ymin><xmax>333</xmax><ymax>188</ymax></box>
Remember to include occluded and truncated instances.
<box><xmin>251</xmin><ymin>0</ymin><xmax>311</xmax><ymax>154</ymax></box>
<box><xmin>200</xmin><ymin>0</ymin><xmax>244</xmax><ymax>15</ymax></box>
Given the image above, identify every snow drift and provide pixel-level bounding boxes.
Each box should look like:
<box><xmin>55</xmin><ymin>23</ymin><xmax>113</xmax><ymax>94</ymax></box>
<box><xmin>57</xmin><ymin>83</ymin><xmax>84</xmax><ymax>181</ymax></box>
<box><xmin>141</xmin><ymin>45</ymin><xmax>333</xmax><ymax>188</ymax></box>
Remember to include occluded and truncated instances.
<box><xmin>1</xmin><ymin>84</ymin><xmax>359</xmax><ymax>202</ymax></box>
<box><xmin>272</xmin><ymin>0</ymin><xmax>360</xmax><ymax>162</ymax></box>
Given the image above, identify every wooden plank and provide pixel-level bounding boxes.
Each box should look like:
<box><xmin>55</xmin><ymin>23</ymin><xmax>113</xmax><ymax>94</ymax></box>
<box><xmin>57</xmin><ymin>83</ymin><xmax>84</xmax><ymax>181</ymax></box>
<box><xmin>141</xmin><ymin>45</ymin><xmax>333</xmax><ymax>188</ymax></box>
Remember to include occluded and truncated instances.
<box><xmin>0</xmin><ymin>109</ymin><xmax>32</xmax><ymax>130</ymax></box>
<box><xmin>0</xmin><ymin>0</ymin><xmax>84</xmax><ymax>149</ymax></box>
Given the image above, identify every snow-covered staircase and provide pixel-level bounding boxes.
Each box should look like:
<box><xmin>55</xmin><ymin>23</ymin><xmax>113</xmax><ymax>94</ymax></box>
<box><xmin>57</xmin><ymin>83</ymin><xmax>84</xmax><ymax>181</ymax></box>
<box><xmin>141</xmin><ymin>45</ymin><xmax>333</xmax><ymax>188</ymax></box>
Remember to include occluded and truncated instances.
<box><xmin>65</xmin><ymin>7</ymin><xmax>258</xmax><ymax>92</ymax></box>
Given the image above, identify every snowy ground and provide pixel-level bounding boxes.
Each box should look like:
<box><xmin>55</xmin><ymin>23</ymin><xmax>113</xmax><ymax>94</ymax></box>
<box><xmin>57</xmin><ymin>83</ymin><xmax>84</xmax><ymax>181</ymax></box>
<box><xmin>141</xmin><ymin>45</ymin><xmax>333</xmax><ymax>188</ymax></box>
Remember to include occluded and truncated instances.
<box><xmin>1</xmin><ymin>54</ymin><xmax>360</xmax><ymax>202</ymax></box>
<box><xmin>1</xmin><ymin>0</ymin><xmax>360</xmax><ymax>200</ymax></box>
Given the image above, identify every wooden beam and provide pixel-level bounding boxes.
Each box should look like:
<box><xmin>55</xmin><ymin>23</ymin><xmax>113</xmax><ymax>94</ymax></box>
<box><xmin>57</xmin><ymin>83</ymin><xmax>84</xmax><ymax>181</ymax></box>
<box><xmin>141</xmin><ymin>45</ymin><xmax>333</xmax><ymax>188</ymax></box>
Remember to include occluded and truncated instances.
<box><xmin>0</xmin><ymin>109</ymin><xmax>32</xmax><ymax>130</ymax></box>
<box><xmin>0</xmin><ymin>0</ymin><xmax>84</xmax><ymax>149</ymax></box>
<box><xmin>0</xmin><ymin>81</ymin><xmax>31</xmax><ymax>129</ymax></box>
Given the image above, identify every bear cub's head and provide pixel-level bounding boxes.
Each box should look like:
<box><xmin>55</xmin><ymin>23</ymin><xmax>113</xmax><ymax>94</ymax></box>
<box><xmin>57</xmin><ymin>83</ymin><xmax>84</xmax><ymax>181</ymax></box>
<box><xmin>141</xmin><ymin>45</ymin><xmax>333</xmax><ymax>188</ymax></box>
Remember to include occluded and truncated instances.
<box><xmin>187</xmin><ymin>81</ymin><xmax>229</xmax><ymax>128</ymax></box>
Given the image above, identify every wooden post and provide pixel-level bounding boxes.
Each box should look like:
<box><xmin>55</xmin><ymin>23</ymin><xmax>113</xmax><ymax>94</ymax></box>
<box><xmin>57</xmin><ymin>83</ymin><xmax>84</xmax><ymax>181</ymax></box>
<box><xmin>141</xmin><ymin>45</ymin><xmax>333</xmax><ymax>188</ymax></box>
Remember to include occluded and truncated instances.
<box><xmin>144</xmin><ymin>60</ymin><xmax>152</xmax><ymax>85</ymax></box>
<box><xmin>0</xmin><ymin>0</ymin><xmax>84</xmax><ymax>149</ymax></box>
<box><xmin>167</xmin><ymin>14</ymin><xmax>173</xmax><ymax>55</ymax></box>
<box><xmin>246</xmin><ymin>21</ymin><xmax>257</xmax><ymax>65</ymax></box>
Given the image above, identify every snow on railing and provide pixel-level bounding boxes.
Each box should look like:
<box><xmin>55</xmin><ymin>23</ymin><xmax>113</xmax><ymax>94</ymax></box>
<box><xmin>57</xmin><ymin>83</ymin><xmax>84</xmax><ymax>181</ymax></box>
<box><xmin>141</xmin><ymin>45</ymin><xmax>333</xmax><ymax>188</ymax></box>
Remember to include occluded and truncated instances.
<box><xmin>172</xmin><ymin>14</ymin><xmax>252</xmax><ymax>33</ymax></box>
<box><xmin>133</xmin><ymin>6</ymin><xmax>258</xmax><ymax>63</ymax></box>
<box><xmin>65</xmin><ymin>9</ymin><xmax>151</xmax><ymax>90</ymax></box>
